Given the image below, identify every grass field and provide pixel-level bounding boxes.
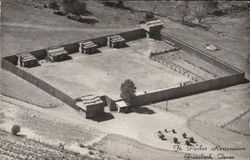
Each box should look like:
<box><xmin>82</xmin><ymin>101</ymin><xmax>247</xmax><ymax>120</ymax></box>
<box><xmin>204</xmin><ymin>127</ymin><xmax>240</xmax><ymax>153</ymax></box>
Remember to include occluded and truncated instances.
<box><xmin>0</xmin><ymin>130</ymin><xmax>92</xmax><ymax>160</ymax></box>
<box><xmin>160</xmin><ymin>11</ymin><xmax>249</xmax><ymax>73</ymax></box>
<box><xmin>0</xmin><ymin>70</ymin><xmax>64</xmax><ymax>108</ymax></box>
<box><xmin>188</xmin><ymin>120</ymin><xmax>250</xmax><ymax>159</ymax></box>
<box><xmin>92</xmin><ymin>134</ymin><xmax>184</xmax><ymax>160</ymax></box>
<box><xmin>1</xmin><ymin>1</ymin><xmax>249</xmax><ymax>159</ymax></box>
<box><xmin>1</xmin><ymin>1</ymin><xmax>144</xmax><ymax>57</ymax></box>
<box><xmin>0</xmin><ymin>97</ymin><xmax>104</xmax><ymax>147</ymax></box>
<box><xmin>155</xmin><ymin>82</ymin><xmax>250</xmax><ymax>137</ymax></box>
<box><xmin>26</xmin><ymin>38</ymin><xmax>189</xmax><ymax>99</ymax></box>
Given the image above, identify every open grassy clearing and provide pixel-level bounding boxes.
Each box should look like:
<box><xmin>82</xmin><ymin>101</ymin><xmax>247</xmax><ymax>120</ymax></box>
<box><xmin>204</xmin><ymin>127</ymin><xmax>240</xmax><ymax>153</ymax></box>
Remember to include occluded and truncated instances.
<box><xmin>0</xmin><ymin>130</ymin><xmax>92</xmax><ymax>160</ymax></box>
<box><xmin>188</xmin><ymin>120</ymin><xmax>250</xmax><ymax>159</ymax></box>
<box><xmin>92</xmin><ymin>134</ymin><xmax>184</xmax><ymax>160</ymax></box>
<box><xmin>0</xmin><ymin>70</ymin><xmax>64</xmax><ymax>108</ymax></box>
<box><xmin>26</xmin><ymin>38</ymin><xmax>189</xmax><ymax>99</ymax></box>
<box><xmin>155</xmin><ymin>82</ymin><xmax>250</xmax><ymax>136</ymax></box>
<box><xmin>225</xmin><ymin>111</ymin><xmax>250</xmax><ymax>136</ymax></box>
<box><xmin>0</xmin><ymin>95</ymin><xmax>188</xmax><ymax>160</ymax></box>
<box><xmin>2</xmin><ymin>1</ymin><xmax>143</xmax><ymax>28</ymax></box>
<box><xmin>0</xmin><ymin>96</ymin><xmax>105</xmax><ymax>149</ymax></box>
<box><xmin>160</xmin><ymin>10</ymin><xmax>249</xmax><ymax>73</ymax></box>
<box><xmin>1</xmin><ymin>1</ymin><xmax>249</xmax><ymax>159</ymax></box>
<box><xmin>1</xmin><ymin>26</ymin><xmax>127</xmax><ymax>57</ymax></box>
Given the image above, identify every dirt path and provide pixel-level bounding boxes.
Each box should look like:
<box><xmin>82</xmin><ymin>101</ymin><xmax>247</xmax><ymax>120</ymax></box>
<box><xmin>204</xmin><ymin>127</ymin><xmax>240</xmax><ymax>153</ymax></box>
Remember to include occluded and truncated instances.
<box><xmin>1</xmin><ymin>22</ymin><xmax>137</xmax><ymax>32</ymax></box>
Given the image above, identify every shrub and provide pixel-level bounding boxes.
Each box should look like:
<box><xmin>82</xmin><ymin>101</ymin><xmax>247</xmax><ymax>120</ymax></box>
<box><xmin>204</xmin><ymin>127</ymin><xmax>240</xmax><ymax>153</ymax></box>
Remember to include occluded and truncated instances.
<box><xmin>79</xmin><ymin>144</ymin><xmax>85</xmax><ymax>148</ymax></box>
<box><xmin>88</xmin><ymin>151</ymin><xmax>94</xmax><ymax>155</ymax></box>
<box><xmin>185</xmin><ymin>140</ymin><xmax>191</xmax><ymax>146</ymax></box>
<box><xmin>182</xmin><ymin>133</ymin><xmax>187</xmax><ymax>138</ymax></box>
<box><xmin>99</xmin><ymin>150</ymin><xmax>105</xmax><ymax>154</ymax></box>
<box><xmin>87</xmin><ymin>145</ymin><xmax>94</xmax><ymax>150</ymax></box>
<box><xmin>63</xmin><ymin>0</ymin><xmax>87</xmax><ymax>16</ymax></box>
<box><xmin>172</xmin><ymin>129</ymin><xmax>177</xmax><ymax>134</ymax></box>
<box><xmin>158</xmin><ymin>134</ymin><xmax>164</xmax><ymax>139</ymax></box>
<box><xmin>145</xmin><ymin>11</ymin><xmax>155</xmax><ymax>21</ymax></box>
<box><xmin>190</xmin><ymin>137</ymin><xmax>195</xmax><ymax>143</ymax></box>
<box><xmin>11</xmin><ymin>125</ymin><xmax>20</xmax><ymax>135</ymax></box>
<box><xmin>173</xmin><ymin>137</ymin><xmax>178</xmax><ymax>144</ymax></box>
<box><xmin>49</xmin><ymin>2</ymin><xmax>59</xmax><ymax>10</ymax></box>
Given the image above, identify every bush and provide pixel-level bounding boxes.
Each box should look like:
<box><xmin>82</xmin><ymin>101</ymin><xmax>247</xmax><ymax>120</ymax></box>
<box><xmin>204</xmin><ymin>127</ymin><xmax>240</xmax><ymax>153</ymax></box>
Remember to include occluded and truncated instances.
<box><xmin>79</xmin><ymin>144</ymin><xmax>85</xmax><ymax>148</ymax></box>
<box><xmin>49</xmin><ymin>2</ymin><xmax>59</xmax><ymax>10</ymax></box>
<box><xmin>11</xmin><ymin>125</ymin><xmax>20</xmax><ymax>135</ymax></box>
<box><xmin>63</xmin><ymin>0</ymin><xmax>87</xmax><ymax>16</ymax></box>
<box><xmin>145</xmin><ymin>11</ymin><xmax>155</xmax><ymax>21</ymax></box>
<box><xmin>99</xmin><ymin>150</ymin><xmax>105</xmax><ymax>154</ymax></box>
<box><xmin>88</xmin><ymin>151</ymin><xmax>94</xmax><ymax>155</ymax></box>
<box><xmin>185</xmin><ymin>140</ymin><xmax>191</xmax><ymax>146</ymax></box>
<box><xmin>190</xmin><ymin>137</ymin><xmax>195</xmax><ymax>143</ymax></box>
<box><xmin>172</xmin><ymin>129</ymin><xmax>177</xmax><ymax>134</ymax></box>
<box><xmin>158</xmin><ymin>134</ymin><xmax>164</xmax><ymax>139</ymax></box>
<box><xmin>173</xmin><ymin>137</ymin><xmax>178</xmax><ymax>144</ymax></box>
<box><xmin>182</xmin><ymin>133</ymin><xmax>187</xmax><ymax>138</ymax></box>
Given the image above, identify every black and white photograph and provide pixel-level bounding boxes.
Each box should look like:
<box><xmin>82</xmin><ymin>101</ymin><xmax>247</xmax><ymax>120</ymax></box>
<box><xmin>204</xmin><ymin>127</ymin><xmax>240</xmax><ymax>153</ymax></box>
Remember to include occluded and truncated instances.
<box><xmin>0</xmin><ymin>0</ymin><xmax>249</xmax><ymax>160</ymax></box>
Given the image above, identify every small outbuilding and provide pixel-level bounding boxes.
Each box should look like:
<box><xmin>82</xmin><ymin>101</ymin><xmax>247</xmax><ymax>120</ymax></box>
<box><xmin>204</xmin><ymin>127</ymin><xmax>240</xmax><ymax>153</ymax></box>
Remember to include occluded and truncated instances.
<box><xmin>140</xmin><ymin>18</ymin><xmax>163</xmax><ymax>39</ymax></box>
<box><xmin>79</xmin><ymin>41</ymin><xmax>98</xmax><ymax>54</ymax></box>
<box><xmin>115</xmin><ymin>100</ymin><xmax>129</xmax><ymax>113</ymax></box>
<box><xmin>107</xmin><ymin>35</ymin><xmax>126</xmax><ymax>48</ymax></box>
<box><xmin>46</xmin><ymin>46</ymin><xmax>68</xmax><ymax>62</ymax></box>
<box><xmin>17</xmin><ymin>52</ymin><xmax>38</xmax><ymax>67</ymax></box>
<box><xmin>76</xmin><ymin>95</ymin><xmax>105</xmax><ymax>119</ymax></box>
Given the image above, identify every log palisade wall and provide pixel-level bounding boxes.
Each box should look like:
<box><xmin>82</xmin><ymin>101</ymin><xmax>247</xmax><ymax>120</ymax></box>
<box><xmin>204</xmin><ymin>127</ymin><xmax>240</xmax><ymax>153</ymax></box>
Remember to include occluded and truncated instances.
<box><xmin>1</xmin><ymin>58</ymin><xmax>77</xmax><ymax>108</ymax></box>
<box><xmin>1</xmin><ymin>29</ymin><xmax>246</xmax><ymax>111</ymax></box>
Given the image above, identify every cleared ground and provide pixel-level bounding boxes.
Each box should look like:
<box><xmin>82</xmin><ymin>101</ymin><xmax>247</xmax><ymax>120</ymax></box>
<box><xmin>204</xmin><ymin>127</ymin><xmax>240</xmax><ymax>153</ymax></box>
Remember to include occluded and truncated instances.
<box><xmin>26</xmin><ymin>38</ymin><xmax>189</xmax><ymax>99</ymax></box>
<box><xmin>0</xmin><ymin>95</ymin><xmax>185</xmax><ymax>160</ymax></box>
<box><xmin>0</xmin><ymin>70</ymin><xmax>64</xmax><ymax>108</ymax></box>
<box><xmin>1</xmin><ymin>1</ymin><xmax>249</xmax><ymax>160</ymax></box>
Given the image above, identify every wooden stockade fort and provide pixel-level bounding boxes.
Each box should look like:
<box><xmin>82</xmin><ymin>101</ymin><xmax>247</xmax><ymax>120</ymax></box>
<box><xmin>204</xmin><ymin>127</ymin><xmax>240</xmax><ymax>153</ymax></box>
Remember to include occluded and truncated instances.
<box><xmin>1</xmin><ymin>19</ymin><xmax>246</xmax><ymax>119</ymax></box>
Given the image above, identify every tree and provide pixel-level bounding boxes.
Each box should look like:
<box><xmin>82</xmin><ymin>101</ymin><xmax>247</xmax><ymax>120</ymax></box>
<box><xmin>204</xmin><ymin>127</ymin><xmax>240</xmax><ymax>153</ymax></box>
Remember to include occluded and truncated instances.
<box><xmin>176</xmin><ymin>1</ymin><xmax>190</xmax><ymax>23</ymax></box>
<box><xmin>49</xmin><ymin>1</ymin><xmax>59</xmax><ymax>10</ymax></box>
<box><xmin>145</xmin><ymin>11</ymin><xmax>155</xmax><ymax>21</ymax></box>
<box><xmin>193</xmin><ymin>1</ymin><xmax>209</xmax><ymax>23</ymax></box>
<box><xmin>118</xmin><ymin>0</ymin><xmax>124</xmax><ymax>7</ymax></box>
<box><xmin>120</xmin><ymin>79</ymin><xmax>136</xmax><ymax>105</ymax></box>
<box><xmin>63</xmin><ymin>0</ymin><xmax>87</xmax><ymax>16</ymax></box>
<box><xmin>102</xmin><ymin>0</ymin><xmax>124</xmax><ymax>8</ymax></box>
<box><xmin>11</xmin><ymin>125</ymin><xmax>20</xmax><ymax>136</ymax></box>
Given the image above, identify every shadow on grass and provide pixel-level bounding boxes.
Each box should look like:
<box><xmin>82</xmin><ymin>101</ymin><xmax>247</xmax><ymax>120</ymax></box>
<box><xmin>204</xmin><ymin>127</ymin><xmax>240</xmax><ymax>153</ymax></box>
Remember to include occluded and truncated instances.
<box><xmin>78</xmin><ymin>18</ymin><xmax>99</xmax><ymax>25</ymax></box>
<box><xmin>132</xmin><ymin>106</ymin><xmax>155</xmax><ymax>115</ymax></box>
<box><xmin>91</xmin><ymin>113</ymin><xmax>114</xmax><ymax>122</ymax></box>
<box><xmin>103</xmin><ymin>2</ymin><xmax>133</xmax><ymax>12</ymax></box>
<box><xmin>16</xmin><ymin>134</ymin><xmax>27</xmax><ymax>138</ymax></box>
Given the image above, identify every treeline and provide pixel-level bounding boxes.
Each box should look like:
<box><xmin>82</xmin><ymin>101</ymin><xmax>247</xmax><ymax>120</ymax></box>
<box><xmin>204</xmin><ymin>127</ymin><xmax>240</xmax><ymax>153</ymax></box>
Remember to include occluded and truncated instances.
<box><xmin>176</xmin><ymin>1</ymin><xmax>248</xmax><ymax>23</ymax></box>
<box><xmin>48</xmin><ymin>0</ymin><xmax>87</xmax><ymax>16</ymax></box>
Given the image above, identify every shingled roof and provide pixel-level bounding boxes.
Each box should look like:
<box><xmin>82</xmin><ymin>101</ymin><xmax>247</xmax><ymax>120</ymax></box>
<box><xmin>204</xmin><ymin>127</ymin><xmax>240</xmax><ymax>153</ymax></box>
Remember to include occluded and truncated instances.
<box><xmin>80</xmin><ymin>41</ymin><xmax>97</xmax><ymax>49</ymax></box>
<box><xmin>109</xmin><ymin>35</ymin><xmax>125</xmax><ymax>43</ymax></box>
<box><xmin>76</xmin><ymin>95</ymin><xmax>103</xmax><ymax>105</ymax></box>
<box><xmin>144</xmin><ymin>19</ymin><xmax>163</xmax><ymax>28</ymax></box>
<box><xmin>18</xmin><ymin>52</ymin><xmax>37</xmax><ymax>62</ymax></box>
<box><xmin>46</xmin><ymin>46</ymin><xmax>68</xmax><ymax>57</ymax></box>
